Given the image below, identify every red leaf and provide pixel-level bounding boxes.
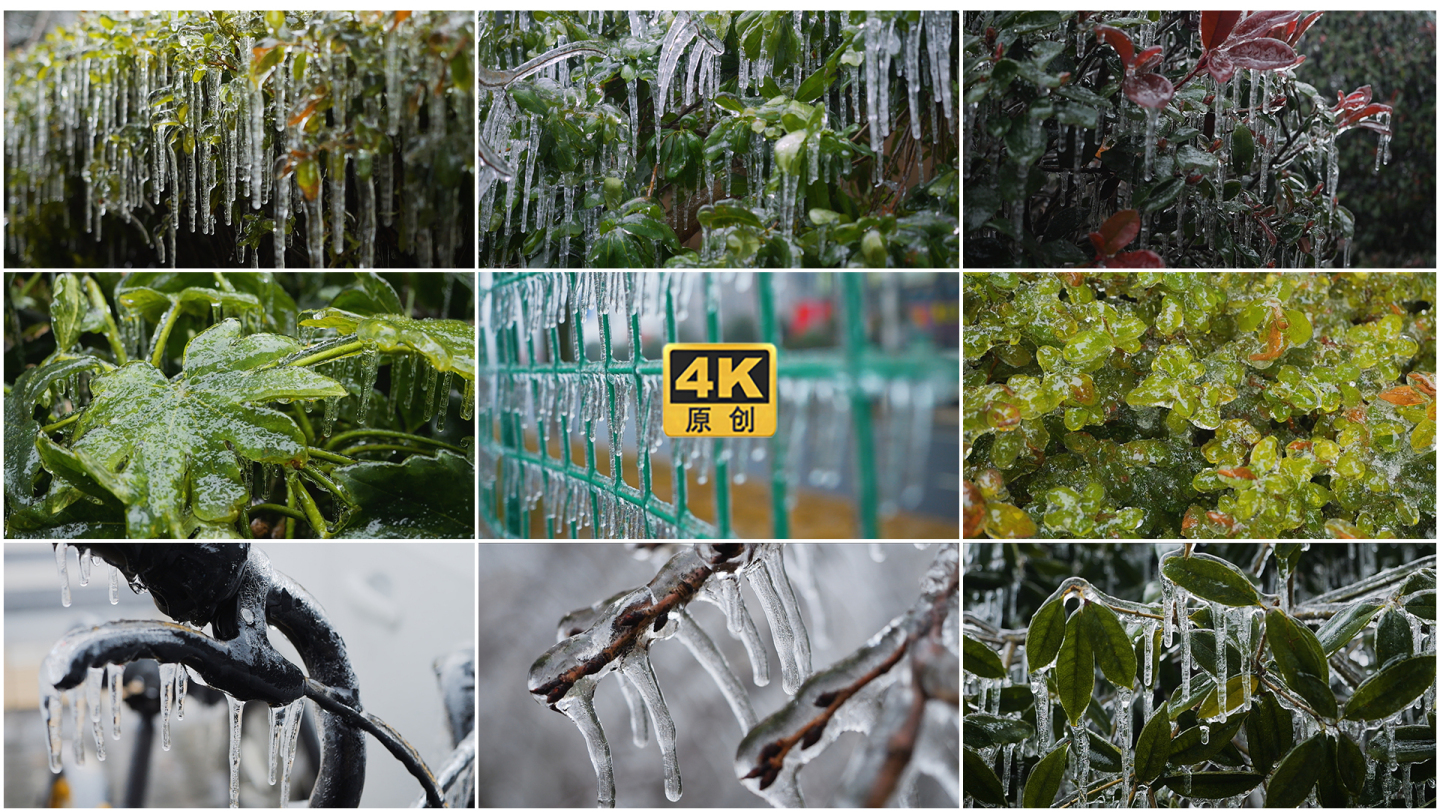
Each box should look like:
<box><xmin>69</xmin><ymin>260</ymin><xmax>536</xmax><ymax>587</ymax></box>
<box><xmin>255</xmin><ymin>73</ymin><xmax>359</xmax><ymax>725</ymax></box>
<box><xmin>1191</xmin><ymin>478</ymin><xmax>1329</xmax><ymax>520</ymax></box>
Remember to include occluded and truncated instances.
<box><xmin>1292</xmin><ymin>11</ymin><xmax>1324</xmax><ymax>44</ymax></box>
<box><xmin>1206</xmin><ymin>51</ymin><xmax>1237</xmax><ymax>83</ymax></box>
<box><xmin>1095</xmin><ymin>24</ymin><xmax>1135</xmax><ymax>67</ymax></box>
<box><xmin>1201</xmin><ymin>11</ymin><xmax>1243</xmax><ymax>51</ymax></box>
<box><xmin>1133</xmin><ymin>46</ymin><xmax>1164</xmax><ymax>74</ymax></box>
<box><xmin>1123</xmin><ymin>73</ymin><xmax>1175</xmax><ymax>109</ymax></box>
<box><xmin>1222</xmin><ymin>37</ymin><xmax>1300</xmax><ymax>70</ymax></box>
<box><xmin>1230</xmin><ymin>11</ymin><xmax>1302</xmax><ymax>43</ymax></box>
<box><xmin>1089</xmin><ymin>231</ymin><xmax>1108</xmax><ymax>256</ymax></box>
<box><xmin>1107</xmin><ymin>249</ymin><xmax>1165</xmax><ymax>268</ymax></box>
<box><xmin>1096</xmin><ymin>209</ymin><xmax>1142</xmax><ymax>255</ymax></box>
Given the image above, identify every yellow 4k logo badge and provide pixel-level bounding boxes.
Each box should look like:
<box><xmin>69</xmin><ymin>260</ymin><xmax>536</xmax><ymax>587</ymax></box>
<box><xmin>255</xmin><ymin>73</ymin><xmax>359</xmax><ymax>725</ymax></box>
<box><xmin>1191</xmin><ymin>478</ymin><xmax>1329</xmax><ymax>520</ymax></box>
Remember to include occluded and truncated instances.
<box><xmin>663</xmin><ymin>343</ymin><xmax>777</xmax><ymax>437</ymax></box>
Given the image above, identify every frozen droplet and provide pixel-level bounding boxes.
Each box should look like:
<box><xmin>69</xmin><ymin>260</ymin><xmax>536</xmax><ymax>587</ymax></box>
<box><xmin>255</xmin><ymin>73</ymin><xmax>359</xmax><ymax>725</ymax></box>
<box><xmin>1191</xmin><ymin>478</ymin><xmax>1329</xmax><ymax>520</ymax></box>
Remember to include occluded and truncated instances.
<box><xmin>241</xmin><ymin>607</ymin><xmax>254</xmax><ymax>624</ymax></box>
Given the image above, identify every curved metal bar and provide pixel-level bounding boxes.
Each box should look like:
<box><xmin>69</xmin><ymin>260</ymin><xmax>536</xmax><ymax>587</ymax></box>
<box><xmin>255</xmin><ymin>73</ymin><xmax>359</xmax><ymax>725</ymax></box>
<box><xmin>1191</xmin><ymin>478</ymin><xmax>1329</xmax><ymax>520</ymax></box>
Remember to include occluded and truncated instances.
<box><xmin>417</xmin><ymin>727</ymin><xmax>476</xmax><ymax>808</ymax></box>
<box><xmin>266</xmin><ymin>568</ymin><xmax>367</xmax><ymax>807</ymax></box>
<box><xmin>304</xmin><ymin>679</ymin><xmax>443</xmax><ymax>808</ymax></box>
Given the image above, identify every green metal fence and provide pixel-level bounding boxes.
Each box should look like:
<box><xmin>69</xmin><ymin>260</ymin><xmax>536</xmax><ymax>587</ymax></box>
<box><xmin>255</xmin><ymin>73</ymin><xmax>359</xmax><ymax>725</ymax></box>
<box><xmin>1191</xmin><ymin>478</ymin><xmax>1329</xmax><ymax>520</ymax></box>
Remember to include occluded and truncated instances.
<box><xmin>476</xmin><ymin>272</ymin><xmax>958</xmax><ymax>539</ymax></box>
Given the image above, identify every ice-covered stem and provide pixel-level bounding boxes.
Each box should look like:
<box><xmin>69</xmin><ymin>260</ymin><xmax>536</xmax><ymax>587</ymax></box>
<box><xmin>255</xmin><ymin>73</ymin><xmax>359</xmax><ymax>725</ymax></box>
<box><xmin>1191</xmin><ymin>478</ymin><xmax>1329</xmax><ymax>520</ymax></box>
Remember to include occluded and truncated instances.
<box><xmin>857</xmin><ymin>630</ymin><xmax>954</xmax><ymax>806</ymax></box>
<box><xmin>735</xmin><ymin>546</ymin><xmax>957</xmax><ymax>799</ymax></box>
<box><xmin>1302</xmin><ymin>555</ymin><xmax>1436</xmax><ymax>606</ymax></box>
<box><xmin>477</xmin><ymin>41</ymin><xmax>606</xmax><ymax>88</ymax></box>
<box><xmin>528</xmin><ymin>543</ymin><xmax>750</xmax><ymax>706</ymax></box>
<box><xmin>304</xmin><ymin>678</ymin><xmax>443</xmax><ymax>807</ymax></box>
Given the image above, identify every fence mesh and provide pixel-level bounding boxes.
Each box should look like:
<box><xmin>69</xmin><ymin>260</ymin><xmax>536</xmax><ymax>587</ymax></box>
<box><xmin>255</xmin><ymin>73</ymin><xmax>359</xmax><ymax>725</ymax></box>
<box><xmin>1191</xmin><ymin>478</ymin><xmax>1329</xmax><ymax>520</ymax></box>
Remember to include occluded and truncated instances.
<box><xmin>476</xmin><ymin>272</ymin><xmax>957</xmax><ymax>538</ymax></box>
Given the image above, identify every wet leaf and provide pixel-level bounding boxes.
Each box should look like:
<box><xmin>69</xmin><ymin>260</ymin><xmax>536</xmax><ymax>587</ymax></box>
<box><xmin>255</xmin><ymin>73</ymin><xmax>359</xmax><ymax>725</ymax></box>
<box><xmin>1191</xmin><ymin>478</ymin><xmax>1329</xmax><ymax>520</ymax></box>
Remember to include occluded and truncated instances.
<box><xmin>1026</xmin><ymin>598</ymin><xmax>1066</xmax><ymax>673</ymax></box>
<box><xmin>1265</xmin><ymin>608</ymin><xmax>1329</xmax><ymax>692</ymax></box>
<box><xmin>963</xmin><ymin>634</ymin><xmax>1007</xmax><ymax>679</ymax></box>
<box><xmin>1336</xmin><ymin>730</ymin><xmax>1368</xmax><ymax>793</ymax></box>
<box><xmin>332</xmin><ymin>451</ymin><xmax>475</xmax><ymax>538</ymax></box>
<box><xmin>1134</xmin><ymin>703</ymin><xmax>1173</xmax><ymax>786</ymax></box>
<box><xmin>1189</xmin><ymin>628</ymin><xmax>1243</xmax><ymax>678</ymax></box>
<box><xmin>1344</xmin><ymin>655</ymin><xmax>1436</xmax><ymax>721</ymax></box>
<box><xmin>1376</xmin><ymin>608</ymin><xmax>1413</xmax><ymax>667</ymax></box>
<box><xmin>1195</xmin><ymin>675</ymin><xmax>1258</xmax><ymax>720</ymax></box>
<box><xmin>963</xmin><ymin>747</ymin><xmax>1007</xmax><ymax>807</ymax></box>
<box><xmin>1055</xmin><ymin>608</ymin><xmax>1094</xmax><ymax>725</ymax></box>
<box><xmin>1363</xmin><ymin>724</ymin><xmax>1436</xmax><ymax>763</ymax></box>
<box><xmin>330</xmin><ymin>272</ymin><xmax>404</xmax><ymax>316</ymax></box>
<box><xmin>1023</xmin><ymin>741</ymin><xmax>1068</xmax><ymax>808</ymax></box>
<box><xmin>1403</xmin><ymin>589</ymin><xmax>1435</xmax><ymax>621</ymax></box>
<box><xmin>1163</xmin><ymin>552</ymin><xmax>1263</xmax><ymax>607</ymax></box>
<box><xmin>50</xmin><ymin>274</ymin><xmax>87</xmax><ymax>351</ymax></box>
<box><xmin>1315</xmin><ymin>601</ymin><xmax>1382</xmax><ymax>654</ymax></box>
<box><xmin>1094</xmin><ymin>209</ymin><xmax>1141</xmax><ymax>255</ymax></box>
<box><xmin>1266</xmin><ymin>732</ymin><xmax>1323</xmax><ymax>807</ymax></box>
<box><xmin>1168</xmin><ymin>712</ymin><xmax>1247</xmax><ymax>765</ymax></box>
<box><xmin>1085</xmin><ymin>728</ymin><xmax>1123</xmax><ymax>773</ymax></box>
<box><xmin>1161</xmin><ymin>770</ymin><xmax>1262</xmax><ymax>799</ymax></box>
<box><xmin>1245</xmin><ymin>690</ymin><xmax>1293</xmax><ymax>775</ymax></box>
<box><xmin>44</xmin><ymin>320</ymin><xmax>344</xmax><ymax>538</ymax></box>
<box><xmin>1083</xmin><ymin>600</ymin><xmax>1137</xmax><ymax>689</ymax></box>
<box><xmin>963</xmin><ymin>713</ymin><xmax>1034</xmax><ymax>749</ymax></box>
<box><xmin>301</xmin><ymin>308</ymin><xmax>475</xmax><ymax>380</ymax></box>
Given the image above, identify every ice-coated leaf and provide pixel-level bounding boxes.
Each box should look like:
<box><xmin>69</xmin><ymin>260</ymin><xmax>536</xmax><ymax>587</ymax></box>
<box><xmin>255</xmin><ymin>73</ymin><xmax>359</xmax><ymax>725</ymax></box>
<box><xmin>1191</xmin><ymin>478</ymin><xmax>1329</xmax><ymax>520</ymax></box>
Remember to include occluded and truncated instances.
<box><xmin>1344</xmin><ymin>655</ymin><xmax>1436</xmax><ymax>721</ymax></box>
<box><xmin>51</xmin><ymin>274</ymin><xmax>87</xmax><ymax>351</ymax></box>
<box><xmin>1094</xmin><ymin>24</ymin><xmax>1134</xmax><ymax>67</ymax></box>
<box><xmin>1314</xmin><ymin>601</ymin><xmax>1382</xmax><ymax>654</ymax></box>
<box><xmin>1229</xmin><ymin>11</ymin><xmax>1302</xmax><ymax>43</ymax></box>
<box><xmin>1168</xmin><ymin>712</ymin><xmax>1246</xmax><ymax>765</ymax></box>
<box><xmin>1189</xmin><ymin>628</ymin><xmax>1243</xmax><ymax>678</ymax></box>
<box><xmin>1222</xmin><ymin>38</ymin><xmax>1299</xmax><ymax>71</ymax></box>
<box><xmin>963</xmin><ymin>634</ymin><xmax>1006</xmax><ymax>679</ymax></box>
<box><xmin>1082</xmin><ymin>601</ymin><xmax>1136</xmax><ymax>689</ymax></box>
<box><xmin>1244</xmin><ymin>690</ymin><xmax>1293</xmax><ymax>775</ymax></box>
<box><xmin>1265</xmin><ymin>732</ymin><xmax>1323</xmax><ymax>807</ymax></box>
<box><xmin>1134</xmin><ymin>702</ymin><xmax>1172</xmax><ymax>786</ymax></box>
<box><xmin>1163</xmin><ymin>553</ymin><xmax>1263</xmax><ymax>607</ymax></box>
<box><xmin>1200</xmin><ymin>11</ymin><xmax>1242</xmax><ymax>51</ymax></box>
<box><xmin>1265</xmin><ymin>608</ymin><xmax>1329</xmax><ymax>693</ymax></box>
<box><xmin>1085</xmin><ymin>728</ymin><xmax>1123</xmax><ymax>773</ymax></box>
<box><xmin>47</xmin><ymin>320</ymin><xmax>344</xmax><ymax>538</ymax></box>
<box><xmin>962</xmin><ymin>713</ymin><xmax>1034</xmax><ymax>749</ymax></box>
<box><xmin>332</xmin><ymin>451</ymin><xmax>475</xmax><ymax>538</ymax></box>
<box><xmin>1398</xmin><ymin>568</ymin><xmax>1435</xmax><ymax>596</ymax></box>
<box><xmin>963</xmin><ymin>747</ymin><xmax>1007</xmax><ymax>807</ymax></box>
<box><xmin>1403</xmin><ymin>589</ymin><xmax>1435</xmax><ymax>620</ymax></box>
<box><xmin>1055</xmin><ymin>609</ymin><xmax>1094</xmax><ymax>726</ymax></box>
<box><xmin>1027</xmin><ymin>598</ymin><xmax>1066</xmax><ymax>673</ymax></box>
<box><xmin>1123</xmin><ymin>73</ymin><xmax>1175</xmax><ymax>110</ymax></box>
<box><xmin>1364</xmin><ymin>724</ymin><xmax>1436</xmax><ymax>763</ymax></box>
<box><xmin>1161</xmin><ymin>770</ymin><xmax>1262</xmax><ymax>799</ymax></box>
<box><xmin>1314</xmin><ymin>735</ymin><xmax>1347</xmax><ymax>808</ymax></box>
<box><xmin>1336</xmin><ymin>731</ymin><xmax>1368</xmax><ymax>793</ymax></box>
<box><xmin>1107</xmin><ymin>249</ymin><xmax>1166</xmax><ymax>268</ymax></box>
<box><xmin>300</xmin><ymin>308</ymin><xmax>475</xmax><ymax>380</ymax></box>
<box><xmin>5</xmin><ymin>356</ymin><xmax>109</xmax><ymax>510</ymax></box>
<box><xmin>1063</xmin><ymin>329</ymin><xmax>1114</xmax><ymax>366</ymax></box>
<box><xmin>1095</xmin><ymin>209</ymin><xmax>1141</xmax><ymax>255</ymax></box>
<box><xmin>1376</xmin><ymin>608</ymin><xmax>1413</xmax><ymax>667</ymax></box>
<box><xmin>1023</xmin><ymin>741</ymin><xmax>1068</xmax><ymax>808</ymax></box>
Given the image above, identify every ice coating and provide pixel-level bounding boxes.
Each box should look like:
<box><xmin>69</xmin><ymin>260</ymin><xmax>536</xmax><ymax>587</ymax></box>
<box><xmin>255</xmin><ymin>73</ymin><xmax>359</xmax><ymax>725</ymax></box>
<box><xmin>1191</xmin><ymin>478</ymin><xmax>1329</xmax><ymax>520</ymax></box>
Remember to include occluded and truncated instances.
<box><xmin>86</xmin><ymin>666</ymin><xmax>106</xmax><ymax>761</ymax></box>
<box><xmin>698</xmin><ymin>572</ymin><xmax>770</xmax><ymax>687</ymax></box>
<box><xmin>744</xmin><ymin>546</ymin><xmax>809</xmax><ymax>694</ymax></box>
<box><xmin>1216</xmin><ymin>603</ymin><xmax>1228</xmax><ymax>723</ymax></box>
<box><xmin>556</xmin><ymin>677</ymin><xmax>615</xmax><ymax>808</ymax></box>
<box><xmin>621</xmin><ymin>652</ymin><xmax>682</xmax><ymax>801</ymax></box>
<box><xmin>279</xmin><ymin>697</ymin><xmax>303</xmax><ymax>803</ymax></box>
<box><xmin>673</xmin><ymin>606</ymin><xmax>758</xmax><ymax>731</ymax></box>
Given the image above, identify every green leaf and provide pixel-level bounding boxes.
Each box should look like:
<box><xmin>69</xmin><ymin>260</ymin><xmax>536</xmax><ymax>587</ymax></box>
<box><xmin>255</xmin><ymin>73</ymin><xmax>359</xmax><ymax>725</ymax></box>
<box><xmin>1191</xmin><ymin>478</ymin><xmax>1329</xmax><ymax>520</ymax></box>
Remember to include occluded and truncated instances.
<box><xmin>1266</xmin><ymin>732</ymin><xmax>1324</xmax><ymax>807</ymax></box>
<box><xmin>1023</xmin><ymin>742</ymin><xmax>1069</xmax><ymax>808</ymax></box>
<box><xmin>1403</xmin><ymin>589</ymin><xmax>1435</xmax><ymax>621</ymax></box>
<box><xmin>1160</xmin><ymin>771</ymin><xmax>1263</xmax><ymax>799</ymax></box>
<box><xmin>964</xmin><ymin>747</ymin><xmax>1007</xmax><ymax>807</ymax></box>
<box><xmin>963</xmin><ymin>713</ymin><xmax>1035</xmax><ymax>749</ymax></box>
<box><xmin>1336</xmin><ymin>731</ymin><xmax>1368</xmax><ymax>793</ymax></box>
<box><xmin>1056</xmin><ymin>608</ymin><xmax>1094</xmax><ymax>725</ymax></box>
<box><xmin>55</xmin><ymin>320</ymin><xmax>344</xmax><ymax>537</ymax></box>
<box><xmin>1244</xmin><ymin>691</ymin><xmax>1293</xmax><ymax>775</ymax></box>
<box><xmin>510</xmin><ymin>83</ymin><xmax>549</xmax><ymax>116</ymax></box>
<box><xmin>1231</xmin><ymin>124</ymin><xmax>1254</xmax><ymax>175</ymax></box>
<box><xmin>1168</xmin><ymin>713</ymin><xmax>1247</xmax><ymax>766</ymax></box>
<box><xmin>774</xmin><ymin>130</ymin><xmax>806</xmax><ymax>175</ymax></box>
<box><xmin>1315</xmin><ymin>601</ymin><xmax>1382</xmax><ymax>655</ymax></box>
<box><xmin>1162</xmin><ymin>553</ymin><xmax>1263</xmax><ymax>607</ymax></box>
<box><xmin>712</xmin><ymin>93</ymin><xmax>746</xmax><ymax>113</ymax></box>
<box><xmin>4</xmin><ymin>357</ymin><xmax>109</xmax><ymax>513</ymax></box>
<box><xmin>1315</xmin><ymin>735</ymin><xmax>1347</xmax><ymax>807</ymax></box>
<box><xmin>300</xmin><ymin>308</ymin><xmax>475</xmax><ymax>380</ymax></box>
<box><xmin>1189</xmin><ymin>628</ymin><xmax>1243</xmax><ymax>678</ymax></box>
<box><xmin>1265</xmin><ymin>609</ymin><xmax>1331</xmax><ymax>714</ymax></box>
<box><xmin>1005</xmin><ymin>116</ymin><xmax>1045</xmax><ymax>167</ymax></box>
<box><xmin>1134</xmin><ymin>701</ymin><xmax>1173</xmax><ymax>786</ymax></box>
<box><xmin>1377</xmin><ymin>608</ymin><xmax>1414</xmax><ymax>667</ymax></box>
<box><xmin>1399</xmin><ymin>569</ymin><xmax>1435</xmax><ymax>596</ymax></box>
<box><xmin>330</xmin><ymin>272</ymin><xmax>403</xmax><ymax>316</ymax></box>
<box><xmin>1026</xmin><ymin>598</ymin><xmax>1066</xmax><ymax>673</ymax></box>
<box><xmin>1083</xmin><ymin>601</ymin><xmax>1137</xmax><ymax>689</ymax></box>
<box><xmin>332</xmin><ymin>451</ymin><xmax>475</xmax><ymax>538</ymax></box>
<box><xmin>697</xmin><ymin>201</ymin><xmax>764</xmax><ymax>230</ymax></box>
<box><xmin>1344</xmin><ymin>655</ymin><xmax>1437</xmax><ymax>721</ymax></box>
<box><xmin>51</xmin><ymin>273</ymin><xmax>86</xmax><ymax>350</ymax></box>
<box><xmin>963</xmin><ymin>634</ymin><xmax>1007</xmax><ymax>678</ymax></box>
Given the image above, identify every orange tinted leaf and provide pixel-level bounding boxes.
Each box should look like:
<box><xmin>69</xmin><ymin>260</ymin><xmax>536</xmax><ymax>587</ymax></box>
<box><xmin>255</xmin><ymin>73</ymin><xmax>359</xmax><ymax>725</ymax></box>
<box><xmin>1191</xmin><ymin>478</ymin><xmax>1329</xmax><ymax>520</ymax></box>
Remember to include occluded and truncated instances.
<box><xmin>1379</xmin><ymin>386</ymin><xmax>1426</xmax><ymax>406</ymax></box>
<box><xmin>1217</xmin><ymin>467</ymin><xmax>1256</xmax><ymax>480</ymax></box>
<box><xmin>1406</xmin><ymin>372</ymin><xmax>1434</xmax><ymax>398</ymax></box>
<box><xmin>1248</xmin><ymin>320</ymin><xmax>1285</xmax><ymax>362</ymax></box>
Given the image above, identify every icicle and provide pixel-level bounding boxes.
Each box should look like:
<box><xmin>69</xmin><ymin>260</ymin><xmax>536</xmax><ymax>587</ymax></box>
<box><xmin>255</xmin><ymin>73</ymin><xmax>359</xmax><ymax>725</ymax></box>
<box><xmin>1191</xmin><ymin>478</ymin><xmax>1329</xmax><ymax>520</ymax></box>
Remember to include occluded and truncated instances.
<box><xmin>72</xmin><ymin>689</ymin><xmax>85</xmax><ymax>765</ymax></box>
<box><xmin>322</xmin><ymin>396</ymin><xmax>338</xmax><ymax>438</ymax></box>
<box><xmin>306</xmin><ymin>178</ymin><xmax>324</xmax><ymax>268</ymax></box>
<box><xmin>357</xmin><ymin>347</ymin><xmax>379</xmax><ymax>425</ymax></box>
<box><xmin>1073</xmin><ymin>720</ymin><xmax>1090</xmax><ymax>807</ymax></box>
<box><xmin>556</xmin><ymin>678</ymin><xmax>615</xmax><ymax>807</ymax></box>
<box><xmin>175</xmin><ymin>664</ymin><xmax>188</xmax><ymax>720</ymax></box>
<box><xmin>78</xmin><ymin>547</ymin><xmax>92</xmax><ymax>586</ymax></box>
<box><xmin>620</xmin><ymin>653</ymin><xmax>682</xmax><ymax>801</ymax></box>
<box><xmin>41</xmin><ymin>681</ymin><xmax>62</xmax><ymax>774</ymax></box>
<box><xmin>865</xmin><ymin>14</ymin><xmax>882</xmax><ymax>152</ymax></box>
<box><xmin>1383</xmin><ymin>717</ymin><xmax>1396</xmax><ymax>803</ymax></box>
<box><xmin>56</xmin><ymin>542</ymin><xmax>71</xmax><ymax>607</ymax></box>
<box><xmin>1215</xmin><ymin>604</ymin><xmax>1228</xmax><ymax>723</ymax></box>
<box><xmin>87</xmin><ymin>667</ymin><xmax>106</xmax><ymax>762</ymax></box>
<box><xmin>1143</xmin><ymin>620</ymin><xmax>1155</xmax><ymax>692</ymax></box>
<box><xmin>159</xmin><ymin>662</ymin><xmax>176</xmax><ymax>750</ymax></box>
<box><xmin>1179</xmin><ymin>589</ymin><xmax>1192</xmax><ymax>700</ymax></box>
<box><xmin>1144</xmin><ymin>107</ymin><xmax>1158</xmax><ymax>181</ymax></box>
<box><xmin>108</xmin><ymin>662</ymin><xmax>123</xmax><ymax>740</ymax></box>
<box><xmin>268</xmin><ymin>703</ymin><xmax>285</xmax><ymax>786</ymax></box>
<box><xmin>1238</xmin><ymin>608</ymin><xmax>1252</xmax><ymax>711</ymax></box>
<box><xmin>1032</xmin><ymin>669</ymin><xmax>1052</xmax><ymax>752</ymax></box>
<box><xmin>227</xmin><ymin>694</ymin><xmax>244</xmax><ymax>808</ymax></box>
<box><xmin>436</xmin><ymin>370</ymin><xmax>453</xmax><ymax>430</ymax></box>
<box><xmin>1001</xmin><ymin>741</ymin><xmax>1014</xmax><ymax>800</ymax></box>
<box><xmin>1162</xmin><ymin>566</ymin><xmax>1175</xmax><ymax>647</ymax></box>
<box><xmin>744</xmin><ymin>548</ymin><xmax>808</xmax><ymax>694</ymax></box>
<box><xmin>280</xmin><ymin>698</ymin><xmax>303</xmax><ymax>804</ymax></box>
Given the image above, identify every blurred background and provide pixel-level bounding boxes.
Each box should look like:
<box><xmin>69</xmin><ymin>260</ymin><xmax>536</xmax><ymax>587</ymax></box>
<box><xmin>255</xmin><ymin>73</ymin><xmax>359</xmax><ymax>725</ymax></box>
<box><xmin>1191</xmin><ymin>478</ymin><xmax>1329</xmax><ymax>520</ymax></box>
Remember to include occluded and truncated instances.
<box><xmin>477</xmin><ymin>542</ymin><xmax>953</xmax><ymax>807</ymax></box>
<box><xmin>4</xmin><ymin>542</ymin><xmax>475</xmax><ymax>808</ymax></box>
